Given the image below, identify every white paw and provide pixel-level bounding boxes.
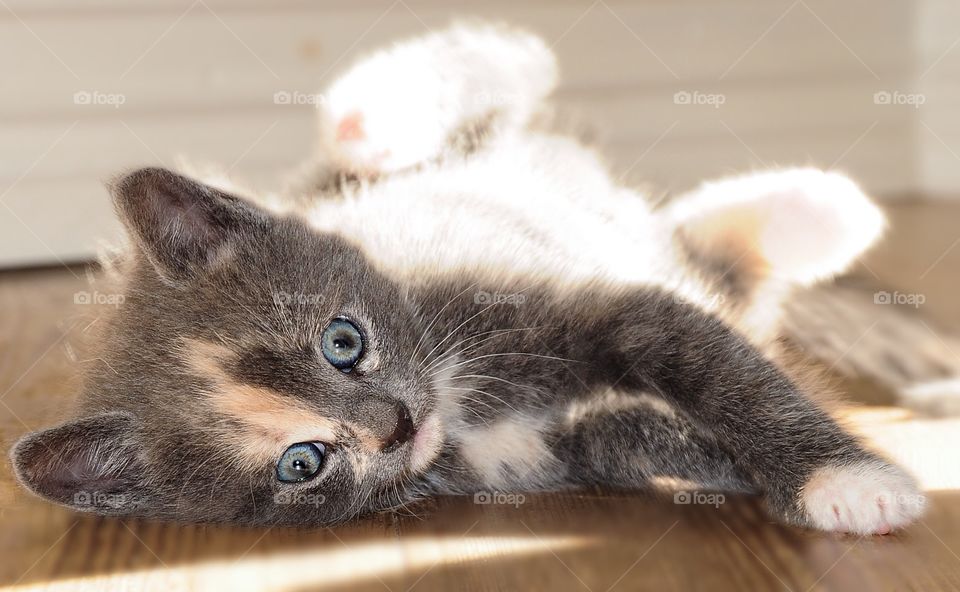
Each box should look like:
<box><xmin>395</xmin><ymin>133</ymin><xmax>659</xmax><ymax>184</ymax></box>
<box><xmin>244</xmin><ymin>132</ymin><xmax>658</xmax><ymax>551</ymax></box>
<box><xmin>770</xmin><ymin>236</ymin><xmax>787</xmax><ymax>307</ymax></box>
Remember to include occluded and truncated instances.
<box><xmin>801</xmin><ymin>460</ymin><xmax>925</xmax><ymax>535</ymax></box>
<box><xmin>320</xmin><ymin>24</ymin><xmax>557</xmax><ymax>175</ymax></box>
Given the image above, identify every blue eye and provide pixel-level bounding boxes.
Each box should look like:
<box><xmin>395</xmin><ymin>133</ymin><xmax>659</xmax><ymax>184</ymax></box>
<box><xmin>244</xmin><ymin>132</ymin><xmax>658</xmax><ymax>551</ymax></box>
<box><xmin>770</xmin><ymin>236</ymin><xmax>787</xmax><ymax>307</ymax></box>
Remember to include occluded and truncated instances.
<box><xmin>321</xmin><ymin>318</ymin><xmax>364</xmax><ymax>371</ymax></box>
<box><xmin>277</xmin><ymin>442</ymin><xmax>325</xmax><ymax>483</ymax></box>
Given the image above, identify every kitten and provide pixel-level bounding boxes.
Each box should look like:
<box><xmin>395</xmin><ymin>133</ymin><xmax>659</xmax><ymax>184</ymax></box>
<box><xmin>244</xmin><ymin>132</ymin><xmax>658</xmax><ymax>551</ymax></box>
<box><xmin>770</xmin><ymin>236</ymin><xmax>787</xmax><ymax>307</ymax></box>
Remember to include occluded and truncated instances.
<box><xmin>11</xmin><ymin>24</ymin><xmax>926</xmax><ymax>535</ymax></box>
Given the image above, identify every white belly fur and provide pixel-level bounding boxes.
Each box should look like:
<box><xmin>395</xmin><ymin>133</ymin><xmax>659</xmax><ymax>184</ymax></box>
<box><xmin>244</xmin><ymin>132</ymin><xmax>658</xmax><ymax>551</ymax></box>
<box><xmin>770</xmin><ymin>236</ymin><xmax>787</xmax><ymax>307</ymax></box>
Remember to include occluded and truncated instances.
<box><xmin>305</xmin><ymin>132</ymin><xmax>715</xmax><ymax>308</ymax></box>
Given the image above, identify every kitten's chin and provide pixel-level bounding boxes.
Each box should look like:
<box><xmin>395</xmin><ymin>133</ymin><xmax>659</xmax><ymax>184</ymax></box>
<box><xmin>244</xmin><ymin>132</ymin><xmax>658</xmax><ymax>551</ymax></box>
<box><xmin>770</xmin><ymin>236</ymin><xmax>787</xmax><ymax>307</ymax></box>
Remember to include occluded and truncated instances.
<box><xmin>408</xmin><ymin>413</ymin><xmax>444</xmax><ymax>474</ymax></box>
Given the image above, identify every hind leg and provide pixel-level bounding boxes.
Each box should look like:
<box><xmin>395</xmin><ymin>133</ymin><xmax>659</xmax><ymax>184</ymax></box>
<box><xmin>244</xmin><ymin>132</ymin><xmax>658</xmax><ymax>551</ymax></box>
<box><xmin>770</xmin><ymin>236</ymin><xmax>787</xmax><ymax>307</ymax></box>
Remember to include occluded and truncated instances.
<box><xmin>661</xmin><ymin>168</ymin><xmax>885</xmax><ymax>348</ymax></box>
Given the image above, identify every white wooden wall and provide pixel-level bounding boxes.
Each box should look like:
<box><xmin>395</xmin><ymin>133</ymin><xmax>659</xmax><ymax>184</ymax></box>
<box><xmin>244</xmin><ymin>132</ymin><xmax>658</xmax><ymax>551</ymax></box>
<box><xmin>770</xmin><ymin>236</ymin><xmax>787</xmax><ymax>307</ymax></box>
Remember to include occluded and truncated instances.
<box><xmin>0</xmin><ymin>0</ymin><xmax>949</xmax><ymax>267</ymax></box>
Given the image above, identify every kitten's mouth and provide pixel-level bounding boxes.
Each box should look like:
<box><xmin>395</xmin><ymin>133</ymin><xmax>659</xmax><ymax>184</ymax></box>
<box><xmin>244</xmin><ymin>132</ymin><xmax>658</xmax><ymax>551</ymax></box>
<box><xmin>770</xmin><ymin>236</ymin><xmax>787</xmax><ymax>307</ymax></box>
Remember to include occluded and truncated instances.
<box><xmin>381</xmin><ymin>402</ymin><xmax>416</xmax><ymax>451</ymax></box>
<box><xmin>406</xmin><ymin>409</ymin><xmax>445</xmax><ymax>474</ymax></box>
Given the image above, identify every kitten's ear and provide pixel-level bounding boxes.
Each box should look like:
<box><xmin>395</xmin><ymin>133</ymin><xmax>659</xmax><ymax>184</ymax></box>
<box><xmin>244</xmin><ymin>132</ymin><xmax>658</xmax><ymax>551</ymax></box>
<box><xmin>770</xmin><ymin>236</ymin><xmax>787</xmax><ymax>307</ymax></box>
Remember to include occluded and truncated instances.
<box><xmin>11</xmin><ymin>413</ymin><xmax>150</xmax><ymax>515</ymax></box>
<box><xmin>110</xmin><ymin>167</ymin><xmax>266</xmax><ymax>283</ymax></box>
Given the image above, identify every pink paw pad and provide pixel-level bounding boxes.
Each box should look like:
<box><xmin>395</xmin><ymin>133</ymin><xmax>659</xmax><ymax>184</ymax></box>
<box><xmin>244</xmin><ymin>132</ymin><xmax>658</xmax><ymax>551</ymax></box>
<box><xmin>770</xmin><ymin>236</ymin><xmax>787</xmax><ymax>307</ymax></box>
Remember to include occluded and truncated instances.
<box><xmin>802</xmin><ymin>461</ymin><xmax>925</xmax><ymax>535</ymax></box>
<box><xmin>335</xmin><ymin>112</ymin><xmax>366</xmax><ymax>142</ymax></box>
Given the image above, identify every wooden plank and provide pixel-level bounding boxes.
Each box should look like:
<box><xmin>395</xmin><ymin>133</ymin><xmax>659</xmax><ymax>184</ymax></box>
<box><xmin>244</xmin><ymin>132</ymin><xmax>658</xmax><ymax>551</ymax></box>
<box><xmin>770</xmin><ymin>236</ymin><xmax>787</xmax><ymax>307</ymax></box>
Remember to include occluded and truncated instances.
<box><xmin>0</xmin><ymin>125</ymin><xmax>914</xmax><ymax>267</ymax></box>
<box><xmin>2</xmin><ymin>252</ymin><xmax>960</xmax><ymax>590</ymax></box>
<box><xmin>0</xmin><ymin>79</ymin><xmax>912</xmax><ymax>181</ymax></box>
<box><xmin>0</xmin><ymin>169</ymin><xmax>278</xmax><ymax>268</ymax></box>
<box><xmin>916</xmin><ymin>0</ymin><xmax>960</xmax><ymax>195</ymax></box>
<box><xmin>0</xmin><ymin>110</ymin><xmax>312</xmax><ymax>182</ymax></box>
<box><xmin>0</xmin><ymin>1</ymin><xmax>912</xmax><ymax>119</ymax></box>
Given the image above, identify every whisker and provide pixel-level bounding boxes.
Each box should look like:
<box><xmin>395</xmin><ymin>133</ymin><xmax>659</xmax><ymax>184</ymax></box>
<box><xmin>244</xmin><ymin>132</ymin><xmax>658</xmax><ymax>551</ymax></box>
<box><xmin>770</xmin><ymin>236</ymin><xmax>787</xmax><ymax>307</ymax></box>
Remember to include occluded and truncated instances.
<box><xmin>445</xmin><ymin>386</ymin><xmax>522</xmax><ymax>415</ymax></box>
<box><xmin>407</xmin><ymin>282</ymin><xmax>478</xmax><ymax>365</ymax></box>
<box><xmin>450</xmin><ymin>373</ymin><xmax>552</xmax><ymax>398</ymax></box>
<box><xmin>426</xmin><ymin>352</ymin><xmax>582</xmax><ymax>379</ymax></box>
<box><xmin>415</xmin><ymin>281</ymin><xmax>538</xmax><ymax>371</ymax></box>
<box><xmin>446</xmin><ymin>395</ymin><xmax>496</xmax><ymax>425</ymax></box>
<box><xmin>416</xmin><ymin>299</ymin><xmax>509</xmax><ymax>371</ymax></box>
<box><xmin>419</xmin><ymin>326</ymin><xmax>542</xmax><ymax>375</ymax></box>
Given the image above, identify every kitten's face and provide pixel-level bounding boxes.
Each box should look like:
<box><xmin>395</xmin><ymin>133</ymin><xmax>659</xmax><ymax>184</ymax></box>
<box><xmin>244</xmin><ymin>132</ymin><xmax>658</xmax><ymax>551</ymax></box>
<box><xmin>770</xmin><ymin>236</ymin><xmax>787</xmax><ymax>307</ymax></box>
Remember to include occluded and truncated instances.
<box><xmin>12</xmin><ymin>169</ymin><xmax>448</xmax><ymax>525</ymax></box>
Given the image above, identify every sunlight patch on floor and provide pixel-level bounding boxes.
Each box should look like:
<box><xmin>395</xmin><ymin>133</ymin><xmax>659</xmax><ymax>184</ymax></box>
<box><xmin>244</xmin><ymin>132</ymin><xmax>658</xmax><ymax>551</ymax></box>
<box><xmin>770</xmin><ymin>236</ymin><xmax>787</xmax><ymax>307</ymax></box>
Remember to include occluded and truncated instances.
<box><xmin>840</xmin><ymin>406</ymin><xmax>960</xmax><ymax>491</ymax></box>
<box><xmin>10</xmin><ymin>534</ymin><xmax>594</xmax><ymax>592</ymax></box>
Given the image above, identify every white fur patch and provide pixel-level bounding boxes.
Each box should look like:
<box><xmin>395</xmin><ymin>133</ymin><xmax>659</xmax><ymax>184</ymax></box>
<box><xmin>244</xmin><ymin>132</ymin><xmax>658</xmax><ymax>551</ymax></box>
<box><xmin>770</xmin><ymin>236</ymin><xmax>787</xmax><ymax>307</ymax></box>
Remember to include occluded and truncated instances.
<box><xmin>306</xmin><ymin>132</ymin><xmax>717</xmax><ymax>315</ymax></box>
<box><xmin>320</xmin><ymin>23</ymin><xmax>557</xmax><ymax>174</ymax></box>
<box><xmin>565</xmin><ymin>389</ymin><xmax>674</xmax><ymax>427</ymax></box>
<box><xmin>456</xmin><ymin>414</ymin><xmax>554</xmax><ymax>488</ymax></box>
<box><xmin>801</xmin><ymin>459</ymin><xmax>925</xmax><ymax>535</ymax></box>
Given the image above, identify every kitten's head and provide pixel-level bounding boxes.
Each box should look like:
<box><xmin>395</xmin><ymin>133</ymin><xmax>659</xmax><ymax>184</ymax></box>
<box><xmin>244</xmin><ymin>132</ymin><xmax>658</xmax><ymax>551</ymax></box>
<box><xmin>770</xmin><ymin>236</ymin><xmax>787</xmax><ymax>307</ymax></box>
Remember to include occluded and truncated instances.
<box><xmin>11</xmin><ymin>168</ymin><xmax>447</xmax><ymax>525</ymax></box>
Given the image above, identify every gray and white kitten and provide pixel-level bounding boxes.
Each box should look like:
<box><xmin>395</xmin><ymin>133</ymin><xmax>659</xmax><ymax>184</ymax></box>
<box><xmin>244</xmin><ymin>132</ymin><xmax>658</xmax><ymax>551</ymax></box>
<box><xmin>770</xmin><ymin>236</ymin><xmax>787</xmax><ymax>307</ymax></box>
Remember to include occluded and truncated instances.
<box><xmin>11</xmin><ymin>24</ymin><xmax>926</xmax><ymax>535</ymax></box>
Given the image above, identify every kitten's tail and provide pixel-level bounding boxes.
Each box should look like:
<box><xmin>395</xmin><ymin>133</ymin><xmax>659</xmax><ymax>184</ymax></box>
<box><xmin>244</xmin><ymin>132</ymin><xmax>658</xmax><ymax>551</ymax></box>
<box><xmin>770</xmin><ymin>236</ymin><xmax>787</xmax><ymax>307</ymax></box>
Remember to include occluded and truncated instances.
<box><xmin>782</xmin><ymin>277</ymin><xmax>960</xmax><ymax>416</ymax></box>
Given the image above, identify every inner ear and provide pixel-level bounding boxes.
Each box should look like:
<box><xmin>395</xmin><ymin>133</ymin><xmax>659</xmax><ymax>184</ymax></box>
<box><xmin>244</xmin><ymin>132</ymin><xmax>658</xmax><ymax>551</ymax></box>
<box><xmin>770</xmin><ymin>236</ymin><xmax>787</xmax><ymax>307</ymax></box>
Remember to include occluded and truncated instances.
<box><xmin>110</xmin><ymin>167</ymin><xmax>267</xmax><ymax>283</ymax></box>
<box><xmin>11</xmin><ymin>412</ymin><xmax>149</xmax><ymax>515</ymax></box>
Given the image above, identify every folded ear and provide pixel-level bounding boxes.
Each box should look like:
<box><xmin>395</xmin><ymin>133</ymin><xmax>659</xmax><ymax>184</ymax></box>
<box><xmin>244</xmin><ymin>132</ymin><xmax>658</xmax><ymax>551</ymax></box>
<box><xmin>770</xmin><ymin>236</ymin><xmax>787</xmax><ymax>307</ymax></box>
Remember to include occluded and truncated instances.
<box><xmin>11</xmin><ymin>413</ymin><xmax>150</xmax><ymax>515</ymax></box>
<box><xmin>111</xmin><ymin>167</ymin><xmax>267</xmax><ymax>284</ymax></box>
<box><xmin>665</xmin><ymin>168</ymin><xmax>886</xmax><ymax>287</ymax></box>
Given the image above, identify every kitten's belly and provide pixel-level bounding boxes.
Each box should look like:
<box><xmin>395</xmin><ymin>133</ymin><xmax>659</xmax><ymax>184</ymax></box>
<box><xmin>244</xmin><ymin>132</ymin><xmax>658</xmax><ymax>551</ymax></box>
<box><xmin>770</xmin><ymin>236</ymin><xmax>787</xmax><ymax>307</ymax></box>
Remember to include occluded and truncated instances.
<box><xmin>306</xmin><ymin>135</ymin><xmax>695</xmax><ymax>294</ymax></box>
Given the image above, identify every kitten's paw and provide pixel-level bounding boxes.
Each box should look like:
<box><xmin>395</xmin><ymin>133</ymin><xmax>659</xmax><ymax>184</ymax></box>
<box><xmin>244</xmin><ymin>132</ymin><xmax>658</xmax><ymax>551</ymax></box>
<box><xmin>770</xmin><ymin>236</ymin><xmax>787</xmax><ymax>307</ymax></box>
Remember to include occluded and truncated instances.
<box><xmin>320</xmin><ymin>24</ymin><xmax>557</xmax><ymax>175</ymax></box>
<box><xmin>801</xmin><ymin>460</ymin><xmax>925</xmax><ymax>535</ymax></box>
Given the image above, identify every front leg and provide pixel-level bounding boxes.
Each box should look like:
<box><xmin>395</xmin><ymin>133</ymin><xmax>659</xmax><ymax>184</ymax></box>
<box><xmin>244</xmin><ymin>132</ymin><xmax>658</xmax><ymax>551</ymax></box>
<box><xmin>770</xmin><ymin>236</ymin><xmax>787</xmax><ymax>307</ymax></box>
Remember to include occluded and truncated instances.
<box><xmin>552</xmin><ymin>392</ymin><xmax>755</xmax><ymax>494</ymax></box>
<box><xmin>579</xmin><ymin>288</ymin><xmax>925</xmax><ymax>534</ymax></box>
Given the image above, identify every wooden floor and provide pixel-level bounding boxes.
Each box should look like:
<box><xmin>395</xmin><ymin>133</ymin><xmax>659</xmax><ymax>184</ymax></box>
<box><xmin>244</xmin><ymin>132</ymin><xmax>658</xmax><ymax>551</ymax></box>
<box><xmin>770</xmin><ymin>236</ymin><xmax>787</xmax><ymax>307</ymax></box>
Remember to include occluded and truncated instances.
<box><xmin>3</xmin><ymin>202</ymin><xmax>960</xmax><ymax>591</ymax></box>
